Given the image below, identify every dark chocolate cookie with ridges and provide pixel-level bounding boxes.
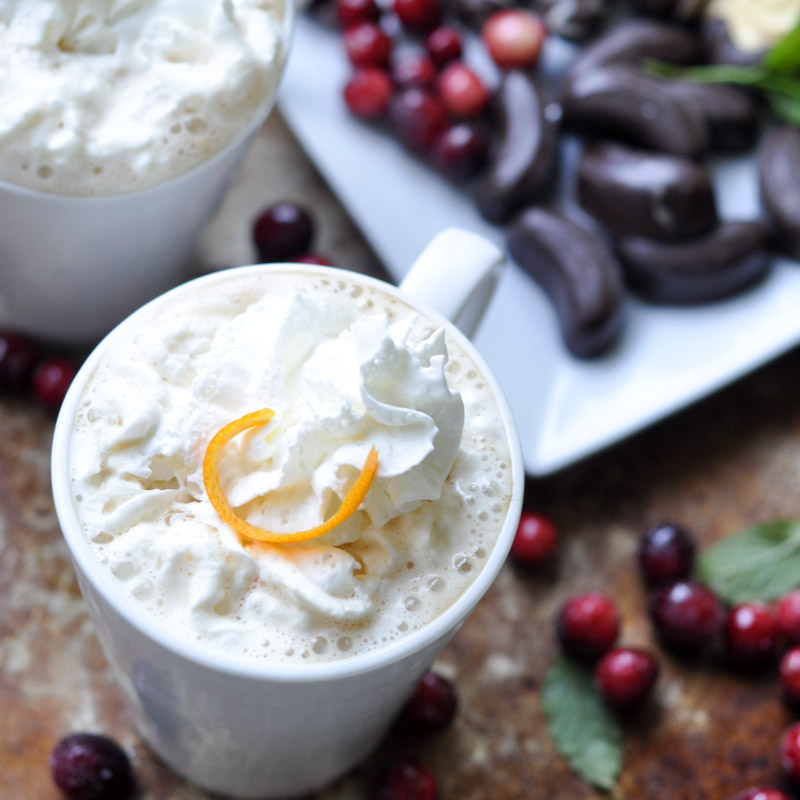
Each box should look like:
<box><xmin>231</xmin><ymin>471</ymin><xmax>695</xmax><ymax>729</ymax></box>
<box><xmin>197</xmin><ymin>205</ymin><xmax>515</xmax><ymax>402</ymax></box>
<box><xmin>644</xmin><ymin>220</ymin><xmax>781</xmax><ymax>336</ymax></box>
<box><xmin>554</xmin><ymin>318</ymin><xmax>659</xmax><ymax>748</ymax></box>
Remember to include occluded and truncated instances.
<box><xmin>759</xmin><ymin>125</ymin><xmax>800</xmax><ymax>261</ymax></box>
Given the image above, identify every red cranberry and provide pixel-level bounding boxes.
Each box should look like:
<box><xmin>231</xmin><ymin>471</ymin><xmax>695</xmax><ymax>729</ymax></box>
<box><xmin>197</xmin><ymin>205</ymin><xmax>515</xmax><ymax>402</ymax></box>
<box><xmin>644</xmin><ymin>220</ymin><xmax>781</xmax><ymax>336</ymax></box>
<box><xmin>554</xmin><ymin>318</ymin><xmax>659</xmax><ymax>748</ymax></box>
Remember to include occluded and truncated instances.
<box><xmin>726</xmin><ymin>603</ymin><xmax>780</xmax><ymax>671</ymax></box>
<box><xmin>253</xmin><ymin>202</ymin><xmax>315</xmax><ymax>262</ymax></box>
<box><xmin>344</xmin><ymin>22</ymin><xmax>393</xmax><ymax>68</ymax></box>
<box><xmin>482</xmin><ymin>9</ymin><xmax>546</xmax><ymax>70</ymax></box>
<box><xmin>438</xmin><ymin>62</ymin><xmax>489</xmax><ymax>118</ymax></box>
<box><xmin>50</xmin><ymin>733</ymin><xmax>132</xmax><ymax>800</ymax></box>
<box><xmin>649</xmin><ymin>581</ymin><xmax>725</xmax><ymax>652</ymax></box>
<box><xmin>425</xmin><ymin>26</ymin><xmax>462</xmax><ymax>65</ymax></box>
<box><xmin>344</xmin><ymin>67</ymin><xmax>394</xmax><ymax>118</ymax></box>
<box><xmin>778</xmin><ymin>591</ymin><xmax>800</xmax><ymax>645</ymax></box>
<box><xmin>638</xmin><ymin>522</ymin><xmax>696</xmax><ymax>587</ymax></box>
<box><xmin>394</xmin><ymin>0</ymin><xmax>442</xmax><ymax>32</ymax></box>
<box><xmin>595</xmin><ymin>648</ymin><xmax>659</xmax><ymax>710</ymax></box>
<box><xmin>732</xmin><ymin>789</ymin><xmax>792</xmax><ymax>800</ymax></box>
<box><xmin>337</xmin><ymin>0</ymin><xmax>381</xmax><ymax>27</ymax></box>
<box><xmin>781</xmin><ymin>722</ymin><xmax>800</xmax><ymax>784</ymax></box>
<box><xmin>294</xmin><ymin>252</ymin><xmax>333</xmax><ymax>266</ymax></box>
<box><xmin>0</xmin><ymin>331</ymin><xmax>39</xmax><ymax>393</ymax></box>
<box><xmin>390</xmin><ymin>55</ymin><xmax>438</xmax><ymax>90</ymax></box>
<box><xmin>32</xmin><ymin>357</ymin><xmax>77</xmax><ymax>412</ymax></box>
<box><xmin>400</xmin><ymin>671</ymin><xmax>457</xmax><ymax>732</ymax></box>
<box><xmin>373</xmin><ymin>756</ymin><xmax>438</xmax><ymax>800</ymax></box>
<box><xmin>781</xmin><ymin>646</ymin><xmax>800</xmax><ymax>703</ymax></box>
<box><xmin>556</xmin><ymin>592</ymin><xmax>620</xmax><ymax>661</ymax></box>
<box><xmin>509</xmin><ymin>510</ymin><xmax>558</xmax><ymax>565</ymax></box>
<box><xmin>389</xmin><ymin>88</ymin><xmax>448</xmax><ymax>151</ymax></box>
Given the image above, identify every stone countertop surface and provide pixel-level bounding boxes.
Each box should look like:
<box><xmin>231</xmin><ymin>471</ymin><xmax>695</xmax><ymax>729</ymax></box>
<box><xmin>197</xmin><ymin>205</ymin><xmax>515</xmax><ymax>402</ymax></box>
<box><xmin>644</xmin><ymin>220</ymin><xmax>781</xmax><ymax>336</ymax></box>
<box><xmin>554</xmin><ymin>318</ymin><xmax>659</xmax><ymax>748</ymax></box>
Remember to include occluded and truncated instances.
<box><xmin>3</xmin><ymin>112</ymin><xmax>800</xmax><ymax>800</ymax></box>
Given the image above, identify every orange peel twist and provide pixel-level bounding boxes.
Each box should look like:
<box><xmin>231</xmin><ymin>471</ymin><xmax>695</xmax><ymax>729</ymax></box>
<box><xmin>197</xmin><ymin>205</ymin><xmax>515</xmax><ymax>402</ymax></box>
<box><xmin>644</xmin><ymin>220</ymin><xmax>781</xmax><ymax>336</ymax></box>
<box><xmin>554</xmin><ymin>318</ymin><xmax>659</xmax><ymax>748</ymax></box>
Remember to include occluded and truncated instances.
<box><xmin>202</xmin><ymin>407</ymin><xmax>379</xmax><ymax>544</ymax></box>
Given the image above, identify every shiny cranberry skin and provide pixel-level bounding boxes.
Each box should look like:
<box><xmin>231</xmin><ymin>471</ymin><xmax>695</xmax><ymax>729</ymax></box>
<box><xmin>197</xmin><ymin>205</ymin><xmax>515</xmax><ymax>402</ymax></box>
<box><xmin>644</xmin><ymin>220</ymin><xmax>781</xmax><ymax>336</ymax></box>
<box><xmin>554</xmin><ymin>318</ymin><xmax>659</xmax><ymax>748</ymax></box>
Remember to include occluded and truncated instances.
<box><xmin>50</xmin><ymin>733</ymin><xmax>132</xmax><ymax>800</ymax></box>
<box><xmin>778</xmin><ymin>591</ymin><xmax>800</xmax><ymax>645</ymax></box>
<box><xmin>373</xmin><ymin>756</ymin><xmax>438</xmax><ymax>800</ymax></box>
<box><xmin>780</xmin><ymin>646</ymin><xmax>800</xmax><ymax>703</ymax></box>
<box><xmin>0</xmin><ymin>331</ymin><xmax>39</xmax><ymax>393</ymax></box>
<box><xmin>509</xmin><ymin>510</ymin><xmax>558</xmax><ymax>565</ymax></box>
<box><xmin>294</xmin><ymin>252</ymin><xmax>333</xmax><ymax>266</ymax></box>
<box><xmin>344</xmin><ymin>67</ymin><xmax>394</xmax><ymax>118</ymax></box>
<box><xmin>390</xmin><ymin>55</ymin><xmax>437</xmax><ymax>90</ymax></box>
<box><xmin>400</xmin><ymin>671</ymin><xmax>457</xmax><ymax>732</ymax></box>
<box><xmin>425</xmin><ymin>26</ymin><xmax>462</xmax><ymax>65</ymax></box>
<box><xmin>482</xmin><ymin>9</ymin><xmax>546</xmax><ymax>70</ymax></box>
<box><xmin>337</xmin><ymin>0</ymin><xmax>381</xmax><ymax>27</ymax></box>
<box><xmin>649</xmin><ymin>581</ymin><xmax>725</xmax><ymax>652</ymax></box>
<box><xmin>32</xmin><ymin>357</ymin><xmax>77</xmax><ymax>412</ymax></box>
<box><xmin>595</xmin><ymin>648</ymin><xmax>659</xmax><ymax>710</ymax></box>
<box><xmin>253</xmin><ymin>203</ymin><xmax>315</xmax><ymax>262</ymax></box>
<box><xmin>732</xmin><ymin>789</ymin><xmax>792</xmax><ymax>800</ymax></box>
<box><xmin>394</xmin><ymin>0</ymin><xmax>442</xmax><ymax>31</ymax></box>
<box><xmin>344</xmin><ymin>22</ymin><xmax>392</xmax><ymax>68</ymax></box>
<box><xmin>781</xmin><ymin>722</ymin><xmax>800</xmax><ymax>783</ymax></box>
<box><xmin>726</xmin><ymin>603</ymin><xmax>780</xmax><ymax>671</ymax></box>
<box><xmin>438</xmin><ymin>62</ymin><xmax>489</xmax><ymax>118</ymax></box>
<box><xmin>432</xmin><ymin>123</ymin><xmax>488</xmax><ymax>179</ymax></box>
<box><xmin>557</xmin><ymin>592</ymin><xmax>620</xmax><ymax>660</ymax></box>
<box><xmin>638</xmin><ymin>522</ymin><xmax>696</xmax><ymax>587</ymax></box>
<box><xmin>389</xmin><ymin>88</ymin><xmax>448</xmax><ymax>151</ymax></box>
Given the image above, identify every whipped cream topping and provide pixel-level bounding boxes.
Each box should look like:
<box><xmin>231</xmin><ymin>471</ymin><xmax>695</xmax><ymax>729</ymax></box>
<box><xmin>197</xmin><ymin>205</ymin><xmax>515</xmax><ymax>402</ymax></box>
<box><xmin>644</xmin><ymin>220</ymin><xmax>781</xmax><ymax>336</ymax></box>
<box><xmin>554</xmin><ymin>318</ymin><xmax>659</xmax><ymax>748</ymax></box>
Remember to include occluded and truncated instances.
<box><xmin>69</xmin><ymin>271</ymin><xmax>512</xmax><ymax>662</ymax></box>
<box><xmin>706</xmin><ymin>0</ymin><xmax>800</xmax><ymax>53</ymax></box>
<box><xmin>0</xmin><ymin>0</ymin><xmax>288</xmax><ymax>196</ymax></box>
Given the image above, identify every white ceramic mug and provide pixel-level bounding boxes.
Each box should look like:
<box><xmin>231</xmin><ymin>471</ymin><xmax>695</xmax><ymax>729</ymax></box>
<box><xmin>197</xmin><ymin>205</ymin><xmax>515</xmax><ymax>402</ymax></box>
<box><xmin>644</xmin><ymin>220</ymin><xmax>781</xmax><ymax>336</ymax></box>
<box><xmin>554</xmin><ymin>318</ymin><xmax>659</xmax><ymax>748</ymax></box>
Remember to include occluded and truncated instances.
<box><xmin>51</xmin><ymin>229</ymin><xmax>524</xmax><ymax>799</ymax></box>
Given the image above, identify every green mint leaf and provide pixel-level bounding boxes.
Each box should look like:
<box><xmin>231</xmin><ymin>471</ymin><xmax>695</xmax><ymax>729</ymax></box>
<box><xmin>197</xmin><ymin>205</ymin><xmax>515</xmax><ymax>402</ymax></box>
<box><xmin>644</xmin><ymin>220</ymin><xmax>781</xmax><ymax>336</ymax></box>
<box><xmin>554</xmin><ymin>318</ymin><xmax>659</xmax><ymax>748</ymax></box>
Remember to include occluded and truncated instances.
<box><xmin>542</xmin><ymin>657</ymin><xmax>623</xmax><ymax>791</ymax></box>
<box><xmin>765</xmin><ymin>16</ymin><xmax>800</xmax><ymax>75</ymax></box>
<box><xmin>768</xmin><ymin>92</ymin><xmax>800</xmax><ymax>125</ymax></box>
<box><xmin>642</xmin><ymin>60</ymin><xmax>768</xmax><ymax>87</ymax></box>
<box><xmin>697</xmin><ymin>520</ymin><xmax>800</xmax><ymax>605</ymax></box>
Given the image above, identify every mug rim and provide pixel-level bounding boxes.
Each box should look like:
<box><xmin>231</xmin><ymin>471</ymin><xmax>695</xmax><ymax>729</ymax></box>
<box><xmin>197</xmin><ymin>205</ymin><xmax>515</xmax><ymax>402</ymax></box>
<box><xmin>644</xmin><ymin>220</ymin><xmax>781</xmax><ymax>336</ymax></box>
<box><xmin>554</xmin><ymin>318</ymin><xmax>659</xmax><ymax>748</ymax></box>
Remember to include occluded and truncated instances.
<box><xmin>51</xmin><ymin>263</ymin><xmax>525</xmax><ymax>683</ymax></box>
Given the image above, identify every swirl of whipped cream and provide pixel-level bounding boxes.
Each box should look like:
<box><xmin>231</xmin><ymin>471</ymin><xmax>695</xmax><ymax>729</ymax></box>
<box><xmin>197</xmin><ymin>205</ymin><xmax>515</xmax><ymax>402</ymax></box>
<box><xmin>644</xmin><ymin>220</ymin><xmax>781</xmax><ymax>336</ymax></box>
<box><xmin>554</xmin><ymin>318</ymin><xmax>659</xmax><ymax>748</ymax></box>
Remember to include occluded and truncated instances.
<box><xmin>705</xmin><ymin>0</ymin><xmax>800</xmax><ymax>53</ymax></box>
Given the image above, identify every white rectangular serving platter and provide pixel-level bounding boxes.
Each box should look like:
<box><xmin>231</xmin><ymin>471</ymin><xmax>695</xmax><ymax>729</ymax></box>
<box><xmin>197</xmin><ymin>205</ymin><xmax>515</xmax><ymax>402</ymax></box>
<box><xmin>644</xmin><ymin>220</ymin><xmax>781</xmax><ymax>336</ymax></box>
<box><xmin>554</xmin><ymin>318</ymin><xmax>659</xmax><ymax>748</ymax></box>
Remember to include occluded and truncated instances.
<box><xmin>279</xmin><ymin>16</ymin><xmax>800</xmax><ymax>476</ymax></box>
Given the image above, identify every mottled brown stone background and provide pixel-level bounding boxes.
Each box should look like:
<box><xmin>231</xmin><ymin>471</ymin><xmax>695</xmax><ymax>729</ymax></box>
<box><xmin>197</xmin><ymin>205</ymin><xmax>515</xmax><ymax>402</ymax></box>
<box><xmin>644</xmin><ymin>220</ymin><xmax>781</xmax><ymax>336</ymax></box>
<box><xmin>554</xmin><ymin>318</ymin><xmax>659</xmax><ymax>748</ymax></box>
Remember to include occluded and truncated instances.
<box><xmin>2</xmin><ymin>113</ymin><xmax>800</xmax><ymax>799</ymax></box>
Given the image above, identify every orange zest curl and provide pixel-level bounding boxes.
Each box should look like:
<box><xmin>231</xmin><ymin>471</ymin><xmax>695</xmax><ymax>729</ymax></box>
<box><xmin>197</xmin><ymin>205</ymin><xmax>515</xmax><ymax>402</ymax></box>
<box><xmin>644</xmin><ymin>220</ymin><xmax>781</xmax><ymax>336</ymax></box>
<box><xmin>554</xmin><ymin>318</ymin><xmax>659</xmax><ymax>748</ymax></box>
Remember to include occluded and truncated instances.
<box><xmin>202</xmin><ymin>407</ymin><xmax>379</xmax><ymax>544</ymax></box>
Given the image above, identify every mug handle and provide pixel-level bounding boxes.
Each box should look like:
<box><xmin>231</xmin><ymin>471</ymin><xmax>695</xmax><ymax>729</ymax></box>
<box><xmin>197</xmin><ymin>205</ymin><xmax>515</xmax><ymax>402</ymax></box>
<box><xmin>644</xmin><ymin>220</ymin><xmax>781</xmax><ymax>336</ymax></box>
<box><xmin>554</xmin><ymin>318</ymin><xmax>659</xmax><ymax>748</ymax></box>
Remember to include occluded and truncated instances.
<box><xmin>399</xmin><ymin>228</ymin><xmax>506</xmax><ymax>338</ymax></box>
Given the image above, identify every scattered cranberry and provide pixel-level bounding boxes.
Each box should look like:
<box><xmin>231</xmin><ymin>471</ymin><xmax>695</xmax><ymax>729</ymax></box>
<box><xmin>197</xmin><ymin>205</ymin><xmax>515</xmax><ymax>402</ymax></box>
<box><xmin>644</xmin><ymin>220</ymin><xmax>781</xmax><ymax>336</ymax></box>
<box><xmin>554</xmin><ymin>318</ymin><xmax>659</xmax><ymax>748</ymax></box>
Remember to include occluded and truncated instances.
<box><xmin>336</xmin><ymin>0</ymin><xmax>381</xmax><ymax>27</ymax></box>
<box><xmin>344</xmin><ymin>22</ymin><xmax>393</xmax><ymax>68</ymax></box>
<box><xmin>389</xmin><ymin>88</ymin><xmax>448</xmax><ymax>151</ymax></box>
<box><xmin>732</xmin><ymin>789</ymin><xmax>792</xmax><ymax>800</ymax></box>
<box><xmin>780</xmin><ymin>646</ymin><xmax>800</xmax><ymax>703</ymax></box>
<box><xmin>437</xmin><ymin>62</ymin><xmax>489</xmax><ymax>118</ymax></box>
<box><xmin>0</xmin><ymin>331</ymin><xmax>39</xmax><ymax>393</ymax></box>
<box><xmin>482</xmin><ymin>9</ymin><xmax>546</xmax><ymax>70</ymax></box>
<box><xmin>344</xmin><ymin>67</ymin><xmax>394</xmax><ymax>118</ymax></box>
<box><xmin>649</xmin><ymin>581</ymin><xmax>725</xmax><ymax>653</ymax></box>
<box><xmin>425</xmin><ymin>26</ymin><xmax>462</xmax><ymax>65</ymax></box>
<box><xmin>373</xmin><ymin>756</ymin><xmax>438</xmax><ymax>800</ymax></box>
<box><xmin>781</xmin><ymin>722</ymin><xmax>800</xmax><ymax>784</ymax></box>
<box><xmin>394</xmin><ymin>0</ymin><xmax>442</xmax><ymax>31</ymax></box>
<box><xmin>32</xmin><ymin>357</ymin><xmax>77</xmax><ymax>412</ymax></box>
<box><xmin>556</xmin><ymin>592</ymin><xmax>620</xmax><ymax>661</ymax></box>
<box><xmin>509</xmin><ymin>510</ymin><xmax>558</xmax><ymax>565</ymax></box>
<box><xmin>294</xmin><ymin>252</ymin><xmax>333</xmax><ymax>266</ymax></box>
<box><xmin>50</xmin><ymin>733</ymin><xmax>132</xmax><ymax>800</ymax></box>
<box><xmin>432</xmin><ymin>123</ymin><xmax>488</xmax><ymax>179</ymax></box>
<box><xmin>726</xmin><ymin>603</ymin><xmax>780</xmax><ymax>671</ymax></box>
<box><xmin>778</xmin><ymin>591</ymin><xmax>800</xmax><ymax>645</ymax></box>
<box><xmin>253</xmin><ymin>202</ymin><xmax>315</xmax><ymax>262</ymax></box>
<box><xmin>400</xmin><ymin>671</ymin><xmax>457</xmax><ymax>732</ymax></box>
<box><xmin>595</xmin><ymin>648</ymin><xmax>659</xmax><ymax>710</ymax></box>
<box><xmin>390</xmin><ymin>55</ymin><xmax>438</xmax><ymax>91</ymax></box>
<box><xmin>638</xmin><ymin>522</ymin><xmax>696</xmax><ymax>587</ymax></box>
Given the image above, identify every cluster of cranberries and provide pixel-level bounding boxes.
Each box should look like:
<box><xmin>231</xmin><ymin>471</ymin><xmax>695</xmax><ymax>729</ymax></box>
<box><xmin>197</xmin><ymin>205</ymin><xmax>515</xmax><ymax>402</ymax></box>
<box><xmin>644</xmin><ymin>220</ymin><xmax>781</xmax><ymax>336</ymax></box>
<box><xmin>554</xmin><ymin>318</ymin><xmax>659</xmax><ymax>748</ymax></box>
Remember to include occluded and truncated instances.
<box><xmin>0</xmin><ymin>331</ymin><xmax>78</xmax><ymax>413</ymax></box>
<box><xmin>337</xmin><ymin>0</ymin><xmax>545</xmax><ymax>179</ymax></box>
<box><xmin>252</xmin><ymin>201</ymin><xmax>332</xmax><ymax>266</ymax></box>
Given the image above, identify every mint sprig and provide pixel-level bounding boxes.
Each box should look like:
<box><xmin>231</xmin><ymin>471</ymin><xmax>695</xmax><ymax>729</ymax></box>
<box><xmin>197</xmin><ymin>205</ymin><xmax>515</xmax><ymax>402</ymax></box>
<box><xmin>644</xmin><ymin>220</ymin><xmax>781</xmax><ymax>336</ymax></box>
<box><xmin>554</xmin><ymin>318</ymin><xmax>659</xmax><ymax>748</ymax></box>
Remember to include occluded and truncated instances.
<box><xmin>542</xmin><ymin>657</ymin><xmax>623</xmax><ymax>791</ymax></box>
<box><xmin>697</xmin><ymin>519</ymin><xmax>800</xmax><ymax>605</ymax></box>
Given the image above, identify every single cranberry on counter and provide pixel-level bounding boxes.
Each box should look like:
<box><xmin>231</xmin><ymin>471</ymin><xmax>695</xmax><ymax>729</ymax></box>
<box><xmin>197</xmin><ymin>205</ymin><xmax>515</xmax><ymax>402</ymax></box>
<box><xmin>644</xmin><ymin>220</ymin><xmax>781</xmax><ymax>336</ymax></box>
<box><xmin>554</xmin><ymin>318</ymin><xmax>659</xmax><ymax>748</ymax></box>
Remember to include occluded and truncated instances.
<box><xmin>373</xmin><ymin>756</ymin><xmax>439</xmax><ymax>800</ymax></box>
<box><xmin>344</xmin><ymin>22</ymin><xmax>393</xmax><ymax>68</ymax></box>
<box><xmin>732</xmin><ymin>789</ymin><xmax>793</xmax><ymax>800</ymax></box>
<box><xmin>253</xmin><ymin>202</ymin><xmax>315</xmax><ymax>262</ymax></box>
<box><xmin>337</xmin><ymin>0</ymin><xmax>381</xmax><ymax>27</ymax></box>
<box><xmin>595</xmin><ymin>648</ymin><xmax>659</xmax><ymax>710</ymax></box>
<box><xmin>557</xmin><ymin>592</ymin><xmax>620</xmax><ymax>660</ymax></box>
<box><xmin>389</xmin><ymin>88</ymin><xmax>448</xmax><ymax>151</ymax></box>
<box><xmin>638</xmin><ymin>522</ymin><xmax>696</xmax><ymax>587</ymax></box>
<box><xmin>482</xmin><ymin>9</ymin><xmax>546</xmax><ymax>70</ymax></box>
<box><xmin>509</xmin><ymin>510</ymin><xmax>558</xmax><ymax>565</ymax></box>
<box><xmin>425</xmin><ymin>26</ymin><xmax>463</xmax><ymax>65</ymax></box>
<box><xmin>400</xmin><ymin>670</ymin><xmax>458</xmax><ymax>732</ymax></box>
<box><xmin>394</xmin><ymin>0</ymin><xmax>442</xmax><ymax>32</ymax></box>
<box><xmin>726</xmin><ymin>603</ymin><xmax>780</xmax><ymax>672</ymax></box>
<box><xmin>780</xmin><ymin>646</ymin><xmax>800</xmax><ymax>703</ymax></box>
<box><xmin>50</xmin><ymin>733</ymin><xmax>133</xmax><ymax>800</ymax></box>
<box><xmin>390</xmin><ymin>55</ymin><xmax>438</xmax><ymax>91</ymax></box>
<box><xmin>438</xmin><ymin>62</ymin><xmax>489</xmax><ymax>118</ymax></box>
<box><xmin>778</xmin><ymin>591</ymin><xmax>800</xmax><ymax>645</ymax></box>
<box><xmin>649</xmin><ymin>581</ymin><xmax>725</xmax><ymax>653</ymax></box>
<box><xmin>294</xmin><ymin>252</ymin><xmax>334</xmax><ymax>266</ymax></box>
<box><xmin>781</xmin><ymin>722</ymin><xmax>800</xmax><ymax>784</ymax></box>
<box><xmin>33</xmin><ymin>357</ymin><xmax>77</xmax><ymax>413</ymax></box>
<box><xmin>0</xmin><ymin>331</ymin><xmax>39</xmax><ymax>393</ymax></box>
<box><xmin>344</xmin><ymin>67</ymin><xmax>394</xmax><ymax>118</ymax></box>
